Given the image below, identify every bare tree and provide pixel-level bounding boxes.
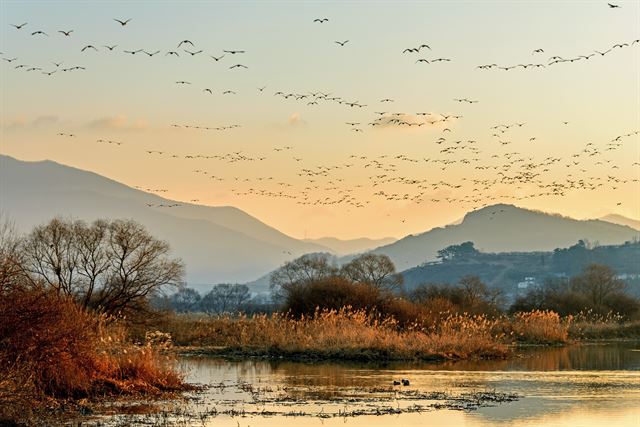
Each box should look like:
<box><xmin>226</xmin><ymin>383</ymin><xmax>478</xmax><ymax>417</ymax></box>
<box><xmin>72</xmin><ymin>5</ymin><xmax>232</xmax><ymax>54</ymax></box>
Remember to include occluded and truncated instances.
<box><xmin>200</xmin><ymin>283</ymin><xmax>250</xmax><ymax>313</ymax></box>
<box><xmin>170</xmin><ymin>287</ymin><xmax>202</xmax><ymax>312</ymax></box>
<box><xmin>22</xmin><ymin>218</ymin><xmax>78</xmax><ymax>295</ymax></box>
<box><xmin>269</xmin><ymin>253</ymin><xmax>337</xmax><ymax>301</ymax></box>
<box><xmin>0</xmin><ymin>213</ymin><xmax>24</xmax><ymax>292</ymax></box>
<box><xmin>570</xmin><ymin>264</ymin><xmax>626</xmax><ymax>308</ymax></box>
<box><xmin>21</xmin><ymin>218</ymin><xmax>184</xmax><ymax>316</ymax></box>
<box><xmin>340</xmin><ymin>253</ymin><xmax>403</xmax><ymax>292</ymax></box>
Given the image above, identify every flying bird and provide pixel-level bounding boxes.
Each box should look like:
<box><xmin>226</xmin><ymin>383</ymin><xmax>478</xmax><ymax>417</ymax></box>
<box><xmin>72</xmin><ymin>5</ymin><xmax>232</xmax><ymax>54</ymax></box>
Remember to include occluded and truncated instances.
<box><xmin>58</xmin><ymin>30</ymin><xmax>73</xmax><ymax>36</ymax></box>
<box><xmin>223</xmin><ymin>49</ymin><xmax>245</xmax><ymax>54</ymax></box>
<box><xmin>184</xmin><ymin>49</ymin><xmax>203</xmax><ymax>56</ymax></box>
<box><xmin>11</xmin><ymin>23</ymin><xmax>27</xmax><ymax>30</ymax></box>
<box><xmin>607</xmin><ymin>3</ymin><xmax>620</xmax><ymax>8</ymax></box>
<box><xmin>229</xmin><ymin>64</ymin><xmax>248</xmax><ymax>69</ymax></box>
<box><xmin>31</xmin><ymin>30</ymin><xmax>48</xmax><ymax>36</ymax></box>
<box><xmin>210</xmin><ymin>55</ymin><xmax>225</xmax><ymax>61</ymax></box>
<box><xmin>114</xmin><ymin>18</ymin><xmax>131</xmax><ymax>26</ymax></box>
<box><xmin>335</xmin><ymin>40</ymin><xmax>349</xmax><ymax>46</ymax></box>
<box><xmin>313</xmin><ymin>18</ymin><xmax>329</xmax><ymax>23</ymax></box>
<box><xmin>177</xmin><ymin>40</ymin><xmax>194</xmax><ymax>48</ymax></box>
<box><xmin>81</xmin><ymin>45</ymin><xmax>98</xmax><ymax>52</ymax></box>
<box><xmin>103</xmin><ymin>45</ymin><xmax>117</xmax><ymax>51</ymax></box>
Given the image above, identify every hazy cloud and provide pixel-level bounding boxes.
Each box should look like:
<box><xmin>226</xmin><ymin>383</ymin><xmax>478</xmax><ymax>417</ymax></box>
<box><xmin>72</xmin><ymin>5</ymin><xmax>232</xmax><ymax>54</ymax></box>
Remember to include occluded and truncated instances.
<box><xmin>5</xmin><ymin>115</ymin><xmax>60</xmax><ymax>130</ymax></box>
<box><xmin>287</xmin><ymin>112</ymin><xmax>306</xmax><ymax>127</ymax></box>
<box><xmin>86</xmin><ymin>114</ymin><xmax>149</xmax><ymax>131</ymax></box>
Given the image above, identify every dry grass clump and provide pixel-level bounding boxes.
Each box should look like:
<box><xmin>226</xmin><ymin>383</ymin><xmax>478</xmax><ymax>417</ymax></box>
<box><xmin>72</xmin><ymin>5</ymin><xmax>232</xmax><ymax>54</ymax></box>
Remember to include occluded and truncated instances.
<box><xmin>0</xmin><ymin>287</ymin><xmax>188</xmax><ymax>423</ymax></box>
<box><xmin>165</xmin><ymin>308</ymin><xmax>509</xmax><ymax>360</ymax></box>
<box><xmin>510</xmin><ymin>310</ymin><xmax>570</xmax><ymax>344</ymax></box>
<box><xmin>568</xmin><ymin>310</ymin><xmax>640</xmax><ymax>339</ymax></box>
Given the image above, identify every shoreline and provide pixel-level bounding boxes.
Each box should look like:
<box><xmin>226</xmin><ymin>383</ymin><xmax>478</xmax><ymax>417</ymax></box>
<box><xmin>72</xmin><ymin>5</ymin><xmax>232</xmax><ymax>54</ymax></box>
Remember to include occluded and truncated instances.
<box><xmin>173</xmin><ymin>338</ymin><xmax>640</xmax><ymax>363</ymax></box>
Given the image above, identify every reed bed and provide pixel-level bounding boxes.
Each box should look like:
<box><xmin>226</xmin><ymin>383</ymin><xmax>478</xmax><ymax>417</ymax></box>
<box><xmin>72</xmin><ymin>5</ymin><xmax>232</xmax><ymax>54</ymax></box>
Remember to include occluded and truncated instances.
<box><xmin>162</xmin><ymin>308</ymin><xmax>514</xmax><ymax>360</ymax></box>
<box><xmin>0</xmin><ymin>288</ymin><xmax>189</xmax><ymax>424</ymax></box>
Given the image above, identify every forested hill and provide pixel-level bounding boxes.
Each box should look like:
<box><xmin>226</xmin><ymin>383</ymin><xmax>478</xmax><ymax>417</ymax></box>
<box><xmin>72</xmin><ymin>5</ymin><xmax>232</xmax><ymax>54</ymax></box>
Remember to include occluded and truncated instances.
<box><xmin>401</xmin><ymin>240</ymin><xmax>640</xmax><ymax>299</ymax></box>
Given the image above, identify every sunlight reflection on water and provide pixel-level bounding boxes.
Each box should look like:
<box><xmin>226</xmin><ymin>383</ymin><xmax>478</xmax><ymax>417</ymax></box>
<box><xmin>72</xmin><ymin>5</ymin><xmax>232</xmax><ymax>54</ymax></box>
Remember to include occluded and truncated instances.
<box><xmin>103</xmin><ymin>342</ymin><xmax>640</xmax><ymax>426</ymax></box>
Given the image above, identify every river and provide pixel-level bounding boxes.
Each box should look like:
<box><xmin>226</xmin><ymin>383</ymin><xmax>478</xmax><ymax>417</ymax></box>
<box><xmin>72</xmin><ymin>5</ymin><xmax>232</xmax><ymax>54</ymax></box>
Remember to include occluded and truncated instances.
<box><xmin>103</xmin><ymin>341</ymin><xmax>640</xmax><ymax>426</ymax></box>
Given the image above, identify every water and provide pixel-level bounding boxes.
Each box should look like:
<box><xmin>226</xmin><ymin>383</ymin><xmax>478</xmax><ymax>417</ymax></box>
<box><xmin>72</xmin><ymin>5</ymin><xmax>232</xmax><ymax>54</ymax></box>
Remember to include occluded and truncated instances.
<box><xmin>106</xmin><ymin>342</ymin><xmax>640</xmax><ymax>426</ymax></box>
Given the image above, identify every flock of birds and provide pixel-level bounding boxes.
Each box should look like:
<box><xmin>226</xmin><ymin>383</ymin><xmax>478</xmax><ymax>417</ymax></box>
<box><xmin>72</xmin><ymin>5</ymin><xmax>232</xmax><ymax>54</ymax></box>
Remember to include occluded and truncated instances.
<box><xmin>2</xmin><ymin>4</ymin><xmax>639</xmax><ymax>219</ymax></box>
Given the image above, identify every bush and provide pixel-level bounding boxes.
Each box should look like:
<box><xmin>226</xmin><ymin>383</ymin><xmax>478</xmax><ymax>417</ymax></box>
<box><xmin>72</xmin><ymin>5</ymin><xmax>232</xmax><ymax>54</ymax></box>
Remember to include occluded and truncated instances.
<box><xmin>283</xmin><ymin>276</ymin><xmax>382</xmax><ymax>317</ymax></box>
<box><xmin>510</xmin><ymin>310</ymin><xmax>569</xmax><ymax>344</ymax></box>
<box><xmin>0</xmin><ymin>286</ymin><xmax>187</xmax><ymax>421</ymax></box>
<box><xmin>510</xmin><ymin>264</ymin><xmax>640</xmax><ymax>319</ymax></box>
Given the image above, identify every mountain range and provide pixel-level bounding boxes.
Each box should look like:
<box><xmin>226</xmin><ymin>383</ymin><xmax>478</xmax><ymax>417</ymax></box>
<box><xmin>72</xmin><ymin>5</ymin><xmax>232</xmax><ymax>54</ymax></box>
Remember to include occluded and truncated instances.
<box><xmin>365</xmin><ymin>204</ymin><xmax>640</xmax><ymax>270</ymax></box>
<box><xmin>0</xmin><ymin>155</ymin><xmax>359</xmax><ymax>284</ymax></box>
<box><xmin>1</xmin><ymin>155</ymin><xmax>638</xmax><ymax>289</ymax></box>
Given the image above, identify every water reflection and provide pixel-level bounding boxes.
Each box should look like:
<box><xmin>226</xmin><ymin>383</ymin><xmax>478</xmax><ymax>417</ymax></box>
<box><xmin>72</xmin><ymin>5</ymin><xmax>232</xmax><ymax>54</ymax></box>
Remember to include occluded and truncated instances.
<box><xmin>105</xmin><ymin>343</ymin><xmax>640</xmax><ymax>426</ymax></box>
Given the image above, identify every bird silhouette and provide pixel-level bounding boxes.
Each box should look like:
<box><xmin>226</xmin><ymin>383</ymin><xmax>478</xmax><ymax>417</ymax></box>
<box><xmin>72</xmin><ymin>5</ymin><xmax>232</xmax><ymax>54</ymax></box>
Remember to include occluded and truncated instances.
<box><xmin>114</xmin><ymin>18</ymin><xmax>131</xmax><ymax>26</ymax></box>
<box><xmin>229</xmin><ymin>64</ymin><xmax>248</xmax><ymax>69</ymax></box>
<box><xmin>58</xmin><ymin>30</ymin><xmax>73</xmax><ymax>36</ymax></box>
<box><xmin>31</xmin><ymin>30</ymin><xmax>48</xmax><ymax>36</ymax></box>
<box><xmin>184</xmin><ymin>49</ymin><xmax>203</xmax><ymax>56</ymax></box>
<box><xmin>223</xmin><ymin>50</ymin><xmax>245</xmax><ymax>54</ymax></box>
<box><xmin>335</xmin><ymin>40</ymin><xmax>349</xmax><ymax>46</ymax></box>
<box><xmin>177</xmin><ymin>40</ymin><xmax>194</xmax><ymax>48</ymax></box>
<box><xmin>210</xmin><ymin>55</ymin><xmax>225</xmax><ymax>61</ymax></box>
<box><xmin>313</xmin><ymin>18</ymin><xmax>329</xmax><ymax>23</ymax></box>
<box><xmin>103</xmin><ymin>45</ymin><xmax>117</xmax><ymax>51</ymax></box>
<box><xmin>81</xmin><ymin>45</ymin><xmax>98</xmax><ymax>52</ymax></box>
<box><xmin>11</xmin><ymin>23</ymin><xmax>27</xmax><ymax>30</ymax></box>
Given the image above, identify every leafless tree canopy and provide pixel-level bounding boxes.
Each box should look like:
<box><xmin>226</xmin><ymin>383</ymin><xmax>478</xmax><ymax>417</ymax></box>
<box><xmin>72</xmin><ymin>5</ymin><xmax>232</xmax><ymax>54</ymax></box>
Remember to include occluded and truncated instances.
<box><xmin>340</xmin><ymin>253</ymin><xmax>403</xmax><ymax>291</ymax></box>
<box><xmin>20</xmin><ymin>218</ymin><xmax>184</xmax><ymax>316</ymax></box>
<box><xmin>200</xmin><ymin>284</ymin><xmax>250</xmax><ymax>313</ymax></box>
<box><xmin>570</xmin><ymin>263</ymin><xmax>626</xmax><ymax>308</ymax></box>
<box><xmin>269</xmin><ymin>253</ymin><xmax>338</xmax><ymax>301</ymax></box>
<box><xmin>0</xmin><ymin>213</ymin><xmax>24</xmax><ymax>293</ymax></box>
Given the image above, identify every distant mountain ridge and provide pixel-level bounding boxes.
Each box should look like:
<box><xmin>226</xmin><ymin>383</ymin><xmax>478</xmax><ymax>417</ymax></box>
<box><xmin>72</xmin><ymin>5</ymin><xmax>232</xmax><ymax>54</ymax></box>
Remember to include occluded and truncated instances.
<box><xmin>600</xmin><ymin>214</ymin><xmax>640</xmax><ymax>231</ymax></box>
<box><xmin>0</xmin><ymin>155</ymin><xmax>330</xmax><ymax>284</ymax></box>
<box><xmin>3</xmin><ymin>155</ymin><xmax>638</xmax><ymax>292</ymax></box>
<box><xmin>365</xmin><ymin>204</ymin><xmax>640</xmax><ymax>270</ymax></box>
<box><xmin>303</xmin><ymin>236</ymin><xmax>396</xmax><ymax>255</ymax></box>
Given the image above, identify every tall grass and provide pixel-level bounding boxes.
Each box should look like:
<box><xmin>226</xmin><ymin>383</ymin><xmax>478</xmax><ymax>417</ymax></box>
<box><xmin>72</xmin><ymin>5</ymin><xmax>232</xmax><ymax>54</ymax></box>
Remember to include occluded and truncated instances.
<box><xmin>568</xmin><ymin>310</ymin><xmax>640</xmax><ymax>339</ymax></box>
<box><xmin>162</xmin><ymin>308</ymin><xmax>510</xmax><ymax>360</ymax></box>
<box><xmin>510</xmin><ymin>310</ymin><xmax>569</xmax><ymax>344</ymax></box>
<box><xmin>0</xmin><ymin>287</ymin><xmax>188</xmax><ymax>422</ymax></box>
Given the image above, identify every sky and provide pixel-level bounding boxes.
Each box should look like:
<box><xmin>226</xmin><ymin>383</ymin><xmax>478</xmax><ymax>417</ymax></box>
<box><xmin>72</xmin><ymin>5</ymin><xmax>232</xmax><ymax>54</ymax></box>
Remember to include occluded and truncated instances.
<box><xmin>1</xmin><ymin>0</ymin><xmax>639</xmax><ymax>240</ymax></box>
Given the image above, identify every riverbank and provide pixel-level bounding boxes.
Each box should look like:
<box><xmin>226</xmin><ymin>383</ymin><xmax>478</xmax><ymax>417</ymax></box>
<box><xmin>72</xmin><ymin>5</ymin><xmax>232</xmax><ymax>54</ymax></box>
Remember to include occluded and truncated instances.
<box><xmin>138</xmin><ymin>309</ymin><xmax>579</xmax><ymax>363</ymax></box>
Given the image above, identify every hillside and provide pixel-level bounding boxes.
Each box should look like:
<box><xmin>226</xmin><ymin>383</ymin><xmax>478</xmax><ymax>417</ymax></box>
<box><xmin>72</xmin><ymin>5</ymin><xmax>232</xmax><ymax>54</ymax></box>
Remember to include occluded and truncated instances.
<box><xmin>303</xmin><ymin>236</ymin><xmax>396</xmax><ymax>255</ymax></box>
<box><xmin>0</xmin><ymin>155</ymin><xmax>329</xmax><ymax>284</ymax></box>
<box><xmin>401</xmin><ymin>241</ymin><xmax>640</xmax><ymax>301</ymax></box>
<box><xmin>600</xmin><ymin>214</ymin><xmax>640</xmax><ymax>231</ymax></box>
<box><xmin>366</xmin><ymin>204</ymin><xmax>639</xmax><ymax>269</ymax></box>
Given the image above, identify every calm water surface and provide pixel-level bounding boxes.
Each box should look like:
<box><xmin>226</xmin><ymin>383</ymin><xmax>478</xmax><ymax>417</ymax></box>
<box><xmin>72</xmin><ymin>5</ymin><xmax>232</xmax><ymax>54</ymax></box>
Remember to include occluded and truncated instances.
<box><xmin>108</xmin><ymin>342</ymin><xmax>640</xmax><ymax>427</ymax></box>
